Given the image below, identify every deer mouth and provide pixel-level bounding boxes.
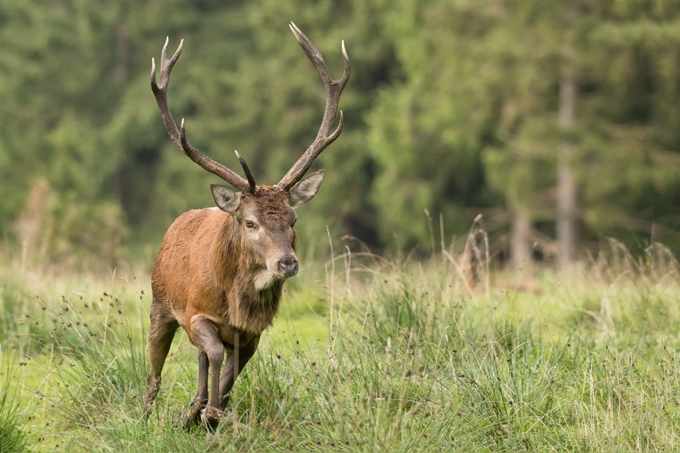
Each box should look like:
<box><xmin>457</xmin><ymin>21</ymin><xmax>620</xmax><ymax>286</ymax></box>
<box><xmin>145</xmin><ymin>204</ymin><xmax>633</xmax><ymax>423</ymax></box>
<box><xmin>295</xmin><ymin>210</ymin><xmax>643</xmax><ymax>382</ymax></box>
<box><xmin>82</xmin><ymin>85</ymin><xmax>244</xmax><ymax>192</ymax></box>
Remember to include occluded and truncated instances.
<box><xmin>253</xmin><ymin>268</ymin><xmax>285</xmax><ymax>290</ymax></box>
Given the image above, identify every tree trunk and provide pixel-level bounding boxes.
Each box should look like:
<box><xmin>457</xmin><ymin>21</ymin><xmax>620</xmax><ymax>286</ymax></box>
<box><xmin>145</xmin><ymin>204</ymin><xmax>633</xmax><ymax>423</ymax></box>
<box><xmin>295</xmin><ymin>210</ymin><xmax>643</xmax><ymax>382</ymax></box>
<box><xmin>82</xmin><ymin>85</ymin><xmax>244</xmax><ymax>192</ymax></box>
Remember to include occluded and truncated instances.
<box><xmin>557</xmin><ymin>76</ymin><xmax>578</xmax><ymax>269</ymax></box>
<box><xmin>511</xmin><ymin>210</ymin><xmax>532</xmax><ymax>277</ymax></box>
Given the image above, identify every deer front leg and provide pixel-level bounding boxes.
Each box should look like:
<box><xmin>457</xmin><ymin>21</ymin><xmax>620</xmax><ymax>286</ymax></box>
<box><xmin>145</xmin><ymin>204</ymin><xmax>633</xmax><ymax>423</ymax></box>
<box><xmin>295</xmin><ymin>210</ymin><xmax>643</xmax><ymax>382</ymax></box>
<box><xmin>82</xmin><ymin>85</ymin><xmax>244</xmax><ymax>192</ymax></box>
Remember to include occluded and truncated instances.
<box><xmin>191</xmin><ymin>318</ymin><xmax>225</xmax><ymax>430</ymax></box>
<box><xmin>184</xmin><ymin>351</ymin><xmax>209</xmax><ymax>429</ymax></box>
<box><xmin>219</xmin><ymin>335</ymin><xmax>260</xmax><ymax>410</ymax></box>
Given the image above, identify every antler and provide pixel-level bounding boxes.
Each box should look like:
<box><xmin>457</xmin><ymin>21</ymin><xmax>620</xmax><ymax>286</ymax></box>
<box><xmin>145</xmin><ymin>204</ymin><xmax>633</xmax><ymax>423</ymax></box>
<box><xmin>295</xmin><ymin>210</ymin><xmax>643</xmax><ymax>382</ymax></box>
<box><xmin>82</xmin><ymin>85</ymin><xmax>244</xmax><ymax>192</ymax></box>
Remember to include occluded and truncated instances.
<box><xmin>151</xmin><ymin>38</ymin><xmax>253</xmax><ymax>193</ymax></box>
<box><xmin>277</xmin><ymin>23</ymin><xmax>351</xmax><ymax>191</ymax></box>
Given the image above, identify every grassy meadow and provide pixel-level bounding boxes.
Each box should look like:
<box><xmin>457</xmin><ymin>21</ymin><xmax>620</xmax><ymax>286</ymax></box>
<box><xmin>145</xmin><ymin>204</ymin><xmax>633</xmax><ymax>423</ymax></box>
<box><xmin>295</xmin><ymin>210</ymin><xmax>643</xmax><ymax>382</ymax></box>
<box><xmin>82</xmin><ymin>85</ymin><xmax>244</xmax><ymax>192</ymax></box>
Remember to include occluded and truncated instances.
<box><xmin>0</xmin><ymin>239</ymin><xmax>679</xmax><ymax>452</ymax></box>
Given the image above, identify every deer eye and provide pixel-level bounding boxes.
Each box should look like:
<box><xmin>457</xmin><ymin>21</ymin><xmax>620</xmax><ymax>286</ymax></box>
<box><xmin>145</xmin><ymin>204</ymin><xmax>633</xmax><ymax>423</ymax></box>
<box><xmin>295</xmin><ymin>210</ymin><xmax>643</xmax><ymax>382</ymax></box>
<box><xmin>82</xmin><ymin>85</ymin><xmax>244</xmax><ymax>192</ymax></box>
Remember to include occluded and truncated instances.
<box><xmin>291</xmin><ymin>219</ymin><xmax>297</xmax><ymax>228</ymax></box>
<box><xmin>245</xmin><ymin>220</ymin><xmax>255</xmax><ymax>228</ymax></box>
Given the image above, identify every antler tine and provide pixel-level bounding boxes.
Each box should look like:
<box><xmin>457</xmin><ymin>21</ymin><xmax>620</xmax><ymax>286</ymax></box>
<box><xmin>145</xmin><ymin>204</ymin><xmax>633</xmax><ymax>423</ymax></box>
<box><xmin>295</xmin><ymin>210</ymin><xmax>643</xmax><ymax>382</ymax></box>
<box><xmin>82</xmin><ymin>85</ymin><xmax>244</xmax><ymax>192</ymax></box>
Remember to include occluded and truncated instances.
<box><xmin>235</xmin><ymin>150</ymin><xmax>259</xmax><ymax>195</ymax></box>
<box><xmin>151</xmin><ymin>38</ymin><xmax>252</xmax><ymax>193</ymax></box>
<box><xmin>277</xmin><ymin>23</ymin><xmax>351</xmax><ymax>191</ymax></box>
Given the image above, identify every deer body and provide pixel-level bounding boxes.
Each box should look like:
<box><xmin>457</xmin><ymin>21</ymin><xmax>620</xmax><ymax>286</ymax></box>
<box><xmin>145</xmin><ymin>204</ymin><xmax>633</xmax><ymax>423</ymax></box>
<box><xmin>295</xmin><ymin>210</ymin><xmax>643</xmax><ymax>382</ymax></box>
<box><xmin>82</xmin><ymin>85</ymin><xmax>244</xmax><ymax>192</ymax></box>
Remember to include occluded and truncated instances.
<box><xmin>143</xmin><ymin>24</ymin><xmax>349</xmax><ymax>429</ymax></box>
<box><xmin>152</xmin><ymin>203</ymin><xmax>288</xmax><ymax>339</ymax></box>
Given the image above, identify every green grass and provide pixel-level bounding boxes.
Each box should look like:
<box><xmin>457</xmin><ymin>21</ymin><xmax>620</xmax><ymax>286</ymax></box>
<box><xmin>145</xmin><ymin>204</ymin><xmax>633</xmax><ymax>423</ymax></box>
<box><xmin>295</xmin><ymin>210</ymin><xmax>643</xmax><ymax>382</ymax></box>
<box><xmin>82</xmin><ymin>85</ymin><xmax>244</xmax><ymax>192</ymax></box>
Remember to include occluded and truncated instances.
<box><xmin>0</xmin><ymin>246</ymin><xmax>679</xmax><ymax>452</ymax></box>
<box><xmin>0</xmin><ymin>356</ymin><xmax>27</xmax><ymax>452</ymax></box>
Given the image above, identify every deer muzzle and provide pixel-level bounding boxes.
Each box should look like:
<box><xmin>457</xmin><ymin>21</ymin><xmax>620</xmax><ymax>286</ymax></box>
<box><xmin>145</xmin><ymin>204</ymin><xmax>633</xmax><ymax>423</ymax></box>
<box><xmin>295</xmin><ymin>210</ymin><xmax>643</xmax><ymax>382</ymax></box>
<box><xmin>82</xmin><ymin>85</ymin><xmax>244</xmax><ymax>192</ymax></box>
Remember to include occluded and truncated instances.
<box><xmin>278</xmin><ymin>255</ymin><xmax>299</xmax><ymax>277</ymax></box>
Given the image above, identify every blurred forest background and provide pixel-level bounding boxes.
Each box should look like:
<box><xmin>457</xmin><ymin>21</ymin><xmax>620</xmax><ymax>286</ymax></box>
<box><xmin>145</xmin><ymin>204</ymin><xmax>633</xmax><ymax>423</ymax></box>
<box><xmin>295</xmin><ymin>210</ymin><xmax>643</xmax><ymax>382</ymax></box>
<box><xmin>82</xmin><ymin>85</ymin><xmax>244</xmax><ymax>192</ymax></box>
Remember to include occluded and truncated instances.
<box><xmin>1</xmin><ymin>0</ymin><xmax>679</xmax><ymax>272</ymax></box>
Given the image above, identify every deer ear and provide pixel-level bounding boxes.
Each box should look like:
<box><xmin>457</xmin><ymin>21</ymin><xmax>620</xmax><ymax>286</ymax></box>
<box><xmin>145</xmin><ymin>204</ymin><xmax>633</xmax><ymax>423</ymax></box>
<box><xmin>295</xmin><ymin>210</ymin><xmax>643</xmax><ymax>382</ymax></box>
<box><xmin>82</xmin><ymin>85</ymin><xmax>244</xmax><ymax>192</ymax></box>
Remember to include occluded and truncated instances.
<box><xmin>211</xmin><ymin>184</ymin><xmax>241</xmax><ymax>214</ymax></box>
<box><xmin>289</xmin><ymin>170</ymin><xmax>325</xmax><ymax>208</ymax></box>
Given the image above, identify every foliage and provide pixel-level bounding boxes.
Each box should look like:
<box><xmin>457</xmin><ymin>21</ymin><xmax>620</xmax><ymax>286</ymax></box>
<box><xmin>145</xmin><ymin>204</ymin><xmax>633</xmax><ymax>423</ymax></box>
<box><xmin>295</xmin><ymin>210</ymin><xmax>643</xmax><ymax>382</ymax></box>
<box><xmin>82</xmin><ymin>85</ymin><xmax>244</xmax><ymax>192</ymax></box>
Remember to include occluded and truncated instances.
<box><xmin>369</xmin><ymin>0</ymin><xmax>680</xmax><ymax>249</ymax></box>
<box><xmin>0</xmin><ymin>0</ymin><xmax>679</xmax><ymax>262</ymax></box>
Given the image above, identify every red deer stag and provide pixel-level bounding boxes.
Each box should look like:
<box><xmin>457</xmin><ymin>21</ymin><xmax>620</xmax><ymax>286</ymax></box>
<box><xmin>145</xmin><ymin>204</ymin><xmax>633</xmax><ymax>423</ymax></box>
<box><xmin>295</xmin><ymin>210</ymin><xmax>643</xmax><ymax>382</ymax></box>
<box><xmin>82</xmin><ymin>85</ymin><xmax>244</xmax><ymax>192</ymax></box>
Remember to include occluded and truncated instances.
<box><xmin>144</xmin><ymin>23</ymin><xmax>350</xmax><ymax>428</ymax></box>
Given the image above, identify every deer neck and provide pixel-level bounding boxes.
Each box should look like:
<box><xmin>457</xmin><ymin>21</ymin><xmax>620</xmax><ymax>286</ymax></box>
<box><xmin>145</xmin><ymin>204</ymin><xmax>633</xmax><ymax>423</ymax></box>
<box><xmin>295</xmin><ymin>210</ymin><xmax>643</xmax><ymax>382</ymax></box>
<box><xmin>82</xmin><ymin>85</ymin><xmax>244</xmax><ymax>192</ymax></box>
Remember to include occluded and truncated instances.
<box><xmin>212</xmin><ymin>215</ymin><xmax>284</xmax><ymax>334</ymax></box>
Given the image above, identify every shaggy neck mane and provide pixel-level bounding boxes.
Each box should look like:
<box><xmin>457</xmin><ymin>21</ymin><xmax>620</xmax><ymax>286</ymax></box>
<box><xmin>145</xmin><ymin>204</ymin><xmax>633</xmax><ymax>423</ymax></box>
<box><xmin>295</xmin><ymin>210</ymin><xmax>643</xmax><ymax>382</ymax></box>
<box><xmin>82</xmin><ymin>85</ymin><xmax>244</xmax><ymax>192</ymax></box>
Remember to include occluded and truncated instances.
<box><xmin>211</xmin><ymin>215</ymin><xmax>284</xmax><ymax>334</ymax></box>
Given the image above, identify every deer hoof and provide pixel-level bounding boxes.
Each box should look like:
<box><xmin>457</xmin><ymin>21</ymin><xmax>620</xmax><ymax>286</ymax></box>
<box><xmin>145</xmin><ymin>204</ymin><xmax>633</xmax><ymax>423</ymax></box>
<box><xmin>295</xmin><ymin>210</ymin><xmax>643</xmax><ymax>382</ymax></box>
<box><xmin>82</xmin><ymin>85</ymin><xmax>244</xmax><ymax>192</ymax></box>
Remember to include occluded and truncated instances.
<box><xmin>203</xmin><ymin>406</ymin><xmax>223</xmax><ymax>431</ymax></box>
<box><xmin>183</xmin><ymin>403</ymin><xmax>204</xmax><ymax>430</ymax></box>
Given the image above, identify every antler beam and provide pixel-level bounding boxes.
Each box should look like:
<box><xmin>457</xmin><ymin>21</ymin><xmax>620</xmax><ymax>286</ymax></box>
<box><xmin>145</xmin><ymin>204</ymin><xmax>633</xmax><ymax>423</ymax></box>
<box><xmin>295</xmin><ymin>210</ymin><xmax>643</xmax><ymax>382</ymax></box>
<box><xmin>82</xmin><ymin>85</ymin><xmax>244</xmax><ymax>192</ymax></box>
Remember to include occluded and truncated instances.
<box><xmin>277</xmin><ymin>23</ymin><xmax>351</xmax><ymax>191</ymax></box>
<box><xmin>151</xmin><ymin>38</ymin><xmax>253</xmax><ymax>193</ymax></box>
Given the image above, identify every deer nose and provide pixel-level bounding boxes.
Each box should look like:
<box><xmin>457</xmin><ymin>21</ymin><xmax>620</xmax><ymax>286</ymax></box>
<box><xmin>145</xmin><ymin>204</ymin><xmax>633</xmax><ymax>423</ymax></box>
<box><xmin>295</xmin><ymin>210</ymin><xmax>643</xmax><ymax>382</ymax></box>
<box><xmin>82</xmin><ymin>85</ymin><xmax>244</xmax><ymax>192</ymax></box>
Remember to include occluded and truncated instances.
<box><xmin>279</xmin><ymin>255</ymin><xmax>298</xmax><ymax>277</ymax></box>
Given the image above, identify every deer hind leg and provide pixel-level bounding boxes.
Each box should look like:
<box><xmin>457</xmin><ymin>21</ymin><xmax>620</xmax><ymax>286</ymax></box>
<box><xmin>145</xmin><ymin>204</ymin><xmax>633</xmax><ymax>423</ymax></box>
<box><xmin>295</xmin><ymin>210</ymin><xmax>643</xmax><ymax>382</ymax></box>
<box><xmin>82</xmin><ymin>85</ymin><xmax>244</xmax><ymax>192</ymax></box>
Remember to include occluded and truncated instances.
<box><xmin>184</xmin><ymin>351</ymin><xmax>209</xmax><ymax>429</ymax></box>
<box><xmin>191</xmin><ymin>318</ymin><xmax>225</xmax><ymax>430</ymax></box>
<box><xmin>219</xmin><ymin>335</ymin><xmax>260</xmax><ymax>411</ymax></box>
<box><xmin>143</xmin><ymin>299</ymin><xmax>178</xmax><ymax>419</ymax></box>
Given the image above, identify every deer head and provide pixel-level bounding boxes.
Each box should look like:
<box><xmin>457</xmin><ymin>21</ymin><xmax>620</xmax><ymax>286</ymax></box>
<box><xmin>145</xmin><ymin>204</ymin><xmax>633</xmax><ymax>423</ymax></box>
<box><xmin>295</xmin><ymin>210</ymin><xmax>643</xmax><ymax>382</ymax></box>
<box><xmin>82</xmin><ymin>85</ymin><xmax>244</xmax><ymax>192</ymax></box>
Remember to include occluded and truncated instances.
<box><xmin>150</xmin><ymin>23</ymin><xmax>350</xmax><ymax>281</ymax></box>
